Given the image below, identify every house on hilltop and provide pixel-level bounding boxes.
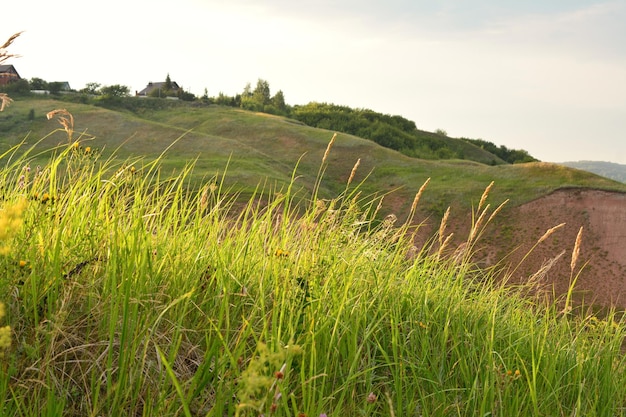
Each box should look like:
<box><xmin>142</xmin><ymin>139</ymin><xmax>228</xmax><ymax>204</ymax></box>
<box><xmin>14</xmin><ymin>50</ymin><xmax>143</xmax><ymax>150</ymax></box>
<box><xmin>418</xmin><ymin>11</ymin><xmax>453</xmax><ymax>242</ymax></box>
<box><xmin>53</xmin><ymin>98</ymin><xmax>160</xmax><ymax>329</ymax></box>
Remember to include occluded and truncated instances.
<box><xmin>0</xmin><ymin>65</ymin><xmax>21</xmax><ymax>86</ymax></box>
<box><xmin>136</xmin><ymin>81</ymin><xmax>180</xmax><ymax>97</ymax></box>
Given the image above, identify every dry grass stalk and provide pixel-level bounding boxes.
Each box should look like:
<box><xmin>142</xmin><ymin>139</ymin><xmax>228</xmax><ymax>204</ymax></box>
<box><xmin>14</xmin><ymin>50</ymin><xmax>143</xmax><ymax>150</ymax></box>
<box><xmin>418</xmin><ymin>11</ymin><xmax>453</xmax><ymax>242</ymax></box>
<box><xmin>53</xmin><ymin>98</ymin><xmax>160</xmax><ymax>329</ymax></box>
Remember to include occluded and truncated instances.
<box><xmin>451</xmin><ymin>242</ymin><xmax>468</xmax><ymax>265</ymax></box>
<box><xmin>468</xmin><ymin>204</ymin><xmax>490</xmax><ymax>243</ymax></box>
<box><xmin>537</xmin><ymin>223</ymin><xmax>566</xmax><ymax>244</ymax></box>
<box><xmin>347</xmin><ymin>158</ymin><xmax>360</xmax><ymax>186</ymax></box>
<box><xmin>527</xmin><ymin>250</ymin><xmax>565</xmax><ymax>287</ymax></box>
<box><xmin>0</xmin><ymin>32</ymin><xmax>23</xmax><ymax>112</ymax></box>
<box><xmin>487</xmin><ymin>199</ymin><xmax>509</xmax><ymax>224</ymax></box>
<box><xmin>47</xmin><ymin>109</ymin><xmax>74</xmax><ymax>141</ymax></box>
<box><xmin>438</xmin><ymin>207</ymin><xmax>450</xmax><ymax>247</ymax></box>
<box><xmin>0</xmin><ymin>93</ymin><xmax>12</xmax><ymax>112</ymax></box>
<box><xmin>570</xmin><ymin>226</ymin><xmax>583</xmax><ymax>273</ymax></box>
<box><xmin>0</xmin><ymin>32</ymin><xmax>22</xmax><ymax>64</ymax></box>
<box><xmin>437</xmin><ymin>232</ymin><xmax>454</xmax><ymax>259</ymax></box>
<box><xmin>478</xmin><ymin>181</ymin><xmax>494</xmax><ymax>211</ymax></box>
<box><xmin>199</xmin><ymin>186</ymin><xmax>210</xmax><ymax>210</ymax></box>
<box><xmin>373</xmin><ymin>195</ymin><xmax>385</xmax><ymax>218</ymax></box>
<box><xmin>322</xmin><ymin>133</ymin><xmax>337</xmax><ymax>164</ymax></box>
<box><xmin>411</xmin><ymin>177</ymin><xmax>431</xmax><ymax>213</ymax></box>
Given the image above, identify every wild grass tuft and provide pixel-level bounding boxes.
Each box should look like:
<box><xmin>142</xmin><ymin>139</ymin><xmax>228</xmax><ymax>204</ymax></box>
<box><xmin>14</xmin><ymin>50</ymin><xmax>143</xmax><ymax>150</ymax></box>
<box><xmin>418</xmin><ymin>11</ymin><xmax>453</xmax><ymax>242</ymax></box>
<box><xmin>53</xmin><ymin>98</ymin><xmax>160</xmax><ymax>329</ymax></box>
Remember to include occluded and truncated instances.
<box><xmin>0</xmin><ymin>108</ymin><xmax>624</xmax><ymax>417</ymax></box>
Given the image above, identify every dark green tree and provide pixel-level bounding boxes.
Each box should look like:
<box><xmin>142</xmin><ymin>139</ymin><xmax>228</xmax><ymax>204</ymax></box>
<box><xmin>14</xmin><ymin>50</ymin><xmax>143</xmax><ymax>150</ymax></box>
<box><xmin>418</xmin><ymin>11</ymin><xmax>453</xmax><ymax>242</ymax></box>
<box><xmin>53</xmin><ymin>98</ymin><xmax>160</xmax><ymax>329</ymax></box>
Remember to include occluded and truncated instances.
<box><xmin>81</xmin><ymin>82</ymin><xmax>101</xmax><ymax>95</ymax></box>
<box><xmin>29</xmin><ymin>77</ymin><xmax>48</xmax><ymax>90</ymax></box>
<box><xmin>0</xmin><ymin>79</ymin><xmax>29</xmax><ymax>94</ymax></box>
<box><xmin>99</xmin><ymin>84</ymin><xmax>130</xmax><ymax>98</ymax></box>
<box><xmin>164</xmin><ymin>73</ymin><xmax>172</xmax><ymax>91</ymax></box>
<box><xmin>177</xmin><ymin>88</ymin><xmax>196</xmax><ymax>101</ymax></box>
<box><xmin>47</xmin><ymin>82</ymin><xmax>64</xmax><ymax>95</ymax></box>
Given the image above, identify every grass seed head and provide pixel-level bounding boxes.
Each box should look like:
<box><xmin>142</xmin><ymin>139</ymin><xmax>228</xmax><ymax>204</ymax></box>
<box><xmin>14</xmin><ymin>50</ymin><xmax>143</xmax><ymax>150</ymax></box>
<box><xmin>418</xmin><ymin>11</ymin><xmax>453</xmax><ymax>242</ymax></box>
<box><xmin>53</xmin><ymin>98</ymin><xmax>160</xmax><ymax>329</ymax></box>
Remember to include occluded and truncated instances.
<box><xmin>0</xmin><ymin>32</ymin><xmax>22</xmax><ymax>64</ymax></box>
<box><xmin>347</xmin><ymin>158</ymin><xmax>360</xmax><ymax>186</ymax></box>
<box><xmin>468</xmin><ymin>204</ymin><xmax>490</xmax><ymax>244</ymax></box>
<box><xmin>0</xmin><ymin>93</ymin><xmax>13</xmax><ymax>112</ymax></box>
<box><xmin>538</xmin><ymin>222</ymin><xmax>566</xmax><ymax>244</ymax></box>
<box><xmin>478</xmin><ymin>181</ymin><xmax>494</xmax><ymax>211</ymax></box>
<box><xmin>46</xmin><ymin>108</ymin><xmax>74</xmax><ymax>141</ymax></box>
<box><xmin>438</xmin><ymin>206</ymin><xmax>450</xmax><ymax>247</ymax></box>
<box><xmin>411</xmin><ymin>177</ymin><xmax>431</xmax><ymax>213</ymax></box>
<box><xmin>570</xmin><ymin>226</ymin><xmax>583</xmax><ymax>273</ymax></box>
<box><xmin>322</xmin><ymin>133</ymin><xmax>337</xmax><ymax>164</ymax></box>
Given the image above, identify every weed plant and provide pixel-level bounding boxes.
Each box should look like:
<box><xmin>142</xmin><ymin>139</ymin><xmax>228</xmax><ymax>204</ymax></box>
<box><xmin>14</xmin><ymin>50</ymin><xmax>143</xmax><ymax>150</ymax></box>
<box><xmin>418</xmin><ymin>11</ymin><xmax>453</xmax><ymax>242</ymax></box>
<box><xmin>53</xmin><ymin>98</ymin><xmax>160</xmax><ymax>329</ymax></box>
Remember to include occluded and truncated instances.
<box><xmin>0</xmin><ymin>110</ymin><xmax>624</xmax><ymax>417</ymax></box>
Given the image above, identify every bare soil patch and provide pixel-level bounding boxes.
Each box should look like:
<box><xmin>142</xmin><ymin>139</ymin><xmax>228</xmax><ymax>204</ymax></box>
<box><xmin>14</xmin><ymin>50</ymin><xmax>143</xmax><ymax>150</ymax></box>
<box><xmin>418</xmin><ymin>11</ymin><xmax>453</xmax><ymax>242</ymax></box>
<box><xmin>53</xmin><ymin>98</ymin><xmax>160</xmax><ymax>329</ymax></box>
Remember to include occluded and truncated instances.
<box><xmin>409</xmin><ymin>188</ymin><xmax>626</xmax><ymax>309</ymax></box>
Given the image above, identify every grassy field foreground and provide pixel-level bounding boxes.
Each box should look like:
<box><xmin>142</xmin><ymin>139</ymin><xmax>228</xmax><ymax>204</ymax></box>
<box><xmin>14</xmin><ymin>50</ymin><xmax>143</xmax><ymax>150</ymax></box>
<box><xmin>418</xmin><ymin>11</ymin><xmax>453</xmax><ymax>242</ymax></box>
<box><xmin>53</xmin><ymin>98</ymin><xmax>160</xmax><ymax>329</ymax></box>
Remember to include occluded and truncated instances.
<box><xmin>0</xmin><ymin>124</ymin><xmax>625</xmax><ymax>416</ymax></box>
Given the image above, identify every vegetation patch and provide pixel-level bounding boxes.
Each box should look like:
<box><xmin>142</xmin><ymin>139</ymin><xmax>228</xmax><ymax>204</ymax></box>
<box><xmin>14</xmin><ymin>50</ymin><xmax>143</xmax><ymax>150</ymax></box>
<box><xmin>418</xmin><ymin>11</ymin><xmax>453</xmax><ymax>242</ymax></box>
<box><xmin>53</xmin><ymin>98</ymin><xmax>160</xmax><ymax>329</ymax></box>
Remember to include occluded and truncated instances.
<box><xmin>0</xmin><ymin>113</ymin><xmax>623</xmax><ymax>415</ymax></box>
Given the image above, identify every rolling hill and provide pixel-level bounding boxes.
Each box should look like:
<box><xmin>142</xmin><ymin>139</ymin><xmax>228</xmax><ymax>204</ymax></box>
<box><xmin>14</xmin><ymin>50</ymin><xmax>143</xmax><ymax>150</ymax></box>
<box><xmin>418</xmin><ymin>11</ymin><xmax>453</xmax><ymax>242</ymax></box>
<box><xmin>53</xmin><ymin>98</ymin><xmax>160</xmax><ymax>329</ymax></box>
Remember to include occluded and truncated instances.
<box><xmin>1</xmin><ymin>96</ymin><xmax>623</xmax><ymax>213</ymax></box>
<box><xmin>2</xmin><ymin>95</ymin><xmax>626</xmax><ymax>306</ymax></box>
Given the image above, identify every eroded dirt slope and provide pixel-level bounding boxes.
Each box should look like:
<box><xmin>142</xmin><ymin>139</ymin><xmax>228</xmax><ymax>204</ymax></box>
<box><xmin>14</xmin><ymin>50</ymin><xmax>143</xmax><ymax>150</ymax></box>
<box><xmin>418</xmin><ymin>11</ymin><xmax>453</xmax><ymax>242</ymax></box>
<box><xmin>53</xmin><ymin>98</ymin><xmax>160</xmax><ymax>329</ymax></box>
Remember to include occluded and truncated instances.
<box><xmin>471</xmin><ymin>189</ymin><xmax>626</xmax><ymax>308</ymax></box>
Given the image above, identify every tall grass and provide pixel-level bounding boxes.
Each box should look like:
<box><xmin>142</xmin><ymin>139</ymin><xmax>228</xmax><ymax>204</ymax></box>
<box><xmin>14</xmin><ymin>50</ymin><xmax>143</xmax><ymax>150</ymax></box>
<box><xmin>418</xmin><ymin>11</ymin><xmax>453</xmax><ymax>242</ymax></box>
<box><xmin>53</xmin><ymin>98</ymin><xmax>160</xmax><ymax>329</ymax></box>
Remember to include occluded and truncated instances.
<box><xmin>0</xmin><ymin>112</ymin><xmax>624</xmax><ymax>417</ymax></box>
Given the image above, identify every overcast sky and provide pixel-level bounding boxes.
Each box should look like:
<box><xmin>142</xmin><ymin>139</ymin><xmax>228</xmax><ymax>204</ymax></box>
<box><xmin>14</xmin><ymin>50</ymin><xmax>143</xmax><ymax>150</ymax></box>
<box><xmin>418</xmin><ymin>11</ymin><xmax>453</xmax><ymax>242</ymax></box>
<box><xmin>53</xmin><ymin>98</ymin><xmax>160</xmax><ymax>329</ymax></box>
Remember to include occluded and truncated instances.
<box><xmin>5</xmin><ymin>0</ymin><xmax>626</xmax><ymax>163</ymax></box>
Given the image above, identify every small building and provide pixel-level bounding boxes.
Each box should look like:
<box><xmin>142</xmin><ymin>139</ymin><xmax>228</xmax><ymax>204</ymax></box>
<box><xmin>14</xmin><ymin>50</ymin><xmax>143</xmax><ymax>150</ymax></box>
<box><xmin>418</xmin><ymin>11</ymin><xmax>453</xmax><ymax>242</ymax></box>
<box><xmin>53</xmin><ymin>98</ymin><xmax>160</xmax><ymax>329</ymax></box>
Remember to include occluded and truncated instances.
<box><xmin>0</xmin><ymin>64</ymin><xmax>21</xmax><ymax>86</ymax></box>
<box><xmin>136</xmin><ymin>81</ymin><xmax>180</xmax><ymax>97</ymax></box>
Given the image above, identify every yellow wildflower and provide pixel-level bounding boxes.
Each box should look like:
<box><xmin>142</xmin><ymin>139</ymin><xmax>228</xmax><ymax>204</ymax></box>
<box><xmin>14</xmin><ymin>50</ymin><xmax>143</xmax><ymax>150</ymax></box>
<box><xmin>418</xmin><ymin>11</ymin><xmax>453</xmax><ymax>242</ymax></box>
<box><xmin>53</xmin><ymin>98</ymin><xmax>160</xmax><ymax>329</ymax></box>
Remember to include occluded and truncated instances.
<box><xmin>0</xmin><ymin>303</ymin><xmax>10</xmax><ymax>355</ymax></box>
<box><xmin>0</xmin><ymin>199</ymin><xmax>27</xmax><ymax>255</ymax></box>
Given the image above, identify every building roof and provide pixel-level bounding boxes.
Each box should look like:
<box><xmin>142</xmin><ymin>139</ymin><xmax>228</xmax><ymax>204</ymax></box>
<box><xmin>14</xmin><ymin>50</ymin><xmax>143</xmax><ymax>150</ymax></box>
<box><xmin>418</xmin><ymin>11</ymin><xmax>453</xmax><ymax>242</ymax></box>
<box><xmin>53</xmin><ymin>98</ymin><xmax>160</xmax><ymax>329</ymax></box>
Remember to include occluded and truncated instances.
<box><xmin>137</xmin><ymin>81</ymin><xmax>180</xmax><ymax>96</ymax></box>
<box><xmin>0</xmin><ymin>64</ymin><xmax>20</xmax><ymax>78</ymax></box>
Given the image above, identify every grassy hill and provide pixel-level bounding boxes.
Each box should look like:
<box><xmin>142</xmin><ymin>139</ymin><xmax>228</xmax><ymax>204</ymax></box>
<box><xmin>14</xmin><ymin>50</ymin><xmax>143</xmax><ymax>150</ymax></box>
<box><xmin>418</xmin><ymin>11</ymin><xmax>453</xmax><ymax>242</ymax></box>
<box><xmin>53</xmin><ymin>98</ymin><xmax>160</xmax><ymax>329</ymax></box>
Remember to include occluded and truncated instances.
<box><xmin>1</xmin><ymin>96</ymin><xmax>626</xmax><ymax>416</ymax></box>
<box><xmin>2</xmin><ymin>96</ymin><xmax>625</xmax><ymax>216</ymax></box>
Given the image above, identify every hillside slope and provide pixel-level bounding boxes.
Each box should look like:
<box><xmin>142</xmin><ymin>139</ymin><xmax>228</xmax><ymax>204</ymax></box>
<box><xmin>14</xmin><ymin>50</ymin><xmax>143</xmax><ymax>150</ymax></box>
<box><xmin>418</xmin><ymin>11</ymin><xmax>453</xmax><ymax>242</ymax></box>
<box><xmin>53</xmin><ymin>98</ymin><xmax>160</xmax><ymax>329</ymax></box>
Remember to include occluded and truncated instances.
<box><xmin>1</xmin><ymin>97</ymin><xmax>625</xmax><ymax>209</ymax></box>
<box><xmin>3</xmin><ymin>98</ymin><xmax>626</xmax><ymax>308</ymax></box>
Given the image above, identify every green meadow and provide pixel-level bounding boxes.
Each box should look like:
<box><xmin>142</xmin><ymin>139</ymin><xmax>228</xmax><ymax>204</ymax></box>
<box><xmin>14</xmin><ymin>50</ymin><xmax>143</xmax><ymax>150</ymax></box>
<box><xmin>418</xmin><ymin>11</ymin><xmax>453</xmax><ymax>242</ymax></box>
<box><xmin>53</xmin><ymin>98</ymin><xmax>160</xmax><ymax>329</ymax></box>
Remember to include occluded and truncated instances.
<box><xmin>0</xmin><ymin>97</ymin><xmax>625</xmax><ymax>416</ymax></box>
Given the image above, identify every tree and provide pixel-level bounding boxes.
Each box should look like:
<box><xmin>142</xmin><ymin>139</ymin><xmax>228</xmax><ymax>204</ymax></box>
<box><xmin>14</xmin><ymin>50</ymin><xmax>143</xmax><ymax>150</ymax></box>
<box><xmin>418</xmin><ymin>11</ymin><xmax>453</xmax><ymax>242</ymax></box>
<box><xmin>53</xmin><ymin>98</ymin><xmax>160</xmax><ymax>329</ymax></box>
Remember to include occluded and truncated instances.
<box><xmin>81</xmin><ymin>82</ymin><xmax>101</xmax><ymax>95</ymax></box>
<box><xmin>253</xmin><ymin>79</ymin><xmax>271</xmax><ymax>106</ymax></box>
<box><xmin>242</xmin><ymin>82</ymin><xmax>252</xmax><ymax>97</ymax></box>
<box><xmin>241</xmin><ymin>79</ymin><xmax>273</xmax><ymax>111</ymax></box>
<box><xmin>29</xmin><ymin>77</ymin><xmax>48</xmax><ymax>90</ymax></box>
<box><xmin>47</xmin><ymin>82</ymin><xmax>64</xmax><ymax>95</ymax></box>
<box><xmin>99</xmin><ymin>84</ymin><xmax>130</xmax><ymax>98</ymax></box>
<box><xmin>0</xmin><ymin>79</ymin><xmax>29</xmax><ymax>94</ymax></box>
<box><xmin>177</xmin><ymin>88</ymin><xmax>196</xmax><ymax>101</ymax></box>
<box><xmin>272</xmin><ymin>90</ymin><xmax>286</xmax><ymax>112</ymax></box>
<box><xmin>164</xmin><ymin>73</ymin><xmax>172</xmax><ymax>91</ymax></box>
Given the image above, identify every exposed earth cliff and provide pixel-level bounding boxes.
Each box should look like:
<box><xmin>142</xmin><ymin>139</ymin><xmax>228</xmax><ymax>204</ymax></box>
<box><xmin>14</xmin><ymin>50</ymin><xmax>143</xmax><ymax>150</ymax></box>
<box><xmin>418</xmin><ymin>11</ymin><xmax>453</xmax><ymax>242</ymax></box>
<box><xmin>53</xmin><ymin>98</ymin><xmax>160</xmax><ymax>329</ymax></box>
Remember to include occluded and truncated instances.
<box><xmin>458</xmin><ymin>188</ymin><xmax>626</xmax><ymax>309</ymax></box>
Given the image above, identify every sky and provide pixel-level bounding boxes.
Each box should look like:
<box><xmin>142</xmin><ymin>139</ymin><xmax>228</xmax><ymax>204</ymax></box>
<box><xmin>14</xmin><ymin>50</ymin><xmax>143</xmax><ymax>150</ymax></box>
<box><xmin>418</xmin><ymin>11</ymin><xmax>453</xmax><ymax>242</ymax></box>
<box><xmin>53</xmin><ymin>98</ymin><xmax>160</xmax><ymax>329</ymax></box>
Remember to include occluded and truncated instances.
<box><xmin>5</xmin><ymin>0</ymin><xmax>626</xmax><ymax>163</ymax></box>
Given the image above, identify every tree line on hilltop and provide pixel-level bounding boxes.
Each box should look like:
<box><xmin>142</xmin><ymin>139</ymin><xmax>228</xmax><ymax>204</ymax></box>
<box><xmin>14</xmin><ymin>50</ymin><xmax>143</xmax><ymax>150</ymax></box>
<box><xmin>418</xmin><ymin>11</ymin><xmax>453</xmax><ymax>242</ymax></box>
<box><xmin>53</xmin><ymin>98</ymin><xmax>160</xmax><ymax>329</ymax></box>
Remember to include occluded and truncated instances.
<box><xmin>1</xmin><ymin>76</ymin><xmax>537</xmax><ymax>164</ymax></box>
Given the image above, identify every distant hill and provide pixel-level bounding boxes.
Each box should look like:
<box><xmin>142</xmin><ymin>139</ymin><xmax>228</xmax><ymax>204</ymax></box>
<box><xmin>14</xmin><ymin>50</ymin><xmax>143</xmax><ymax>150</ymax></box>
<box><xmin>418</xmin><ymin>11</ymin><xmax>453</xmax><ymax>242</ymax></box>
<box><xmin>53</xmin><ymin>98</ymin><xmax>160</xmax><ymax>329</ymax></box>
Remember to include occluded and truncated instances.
<box><xmin>559</xmin><ymin>161</ymin><xmax>626</xmax><ymax>183</ymax></box>
<box><xmin>1</xmin><ymin>96</ymin><xmax>625</xmax><ymax>215</ymax></box>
